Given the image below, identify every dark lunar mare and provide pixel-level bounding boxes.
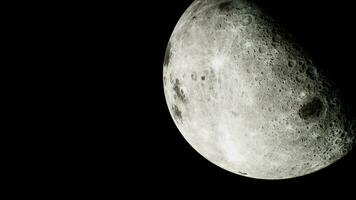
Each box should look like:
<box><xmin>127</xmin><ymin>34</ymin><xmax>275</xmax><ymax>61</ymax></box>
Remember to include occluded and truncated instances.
<box><xmin>172</xmin><ymin>104</ymin><xmax>183</xmax><ymax>122</ymax></box>
<box><xmin>163</xmin><ymin>41</ymin><xmax>172</xmax><ymax>67</ymax></box>
<box><xmin>173</xmin><ymin>79</ymin><xmax>187</xmax><ymax>103</ymax></box>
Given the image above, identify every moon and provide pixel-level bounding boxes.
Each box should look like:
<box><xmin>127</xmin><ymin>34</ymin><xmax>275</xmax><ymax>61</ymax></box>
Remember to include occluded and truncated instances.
<box><xmin>163</xmin><ymin>0</ymin><xmax>355</xmax><ymax>179</ymax></box>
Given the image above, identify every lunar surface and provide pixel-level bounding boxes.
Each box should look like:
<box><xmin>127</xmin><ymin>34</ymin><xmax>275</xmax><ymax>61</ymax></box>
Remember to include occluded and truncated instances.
<box><xmin>163</xmin><ymin>0</ymin><xmax>355</xmax><ymax>179</ymax></box>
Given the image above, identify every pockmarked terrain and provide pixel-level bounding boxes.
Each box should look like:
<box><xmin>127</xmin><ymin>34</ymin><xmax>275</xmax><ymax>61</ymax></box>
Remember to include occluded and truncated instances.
<box><xmin>163</xmin><ymin>0</ymin><xmax>355</xmax><ymax>179</ymax></box>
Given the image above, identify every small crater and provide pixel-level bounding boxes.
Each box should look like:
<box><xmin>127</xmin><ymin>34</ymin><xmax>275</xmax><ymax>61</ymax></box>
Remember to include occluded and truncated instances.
<box><xmin>288</xmin><ymin>59</ymin><xmax>296</xmax><ymax>68</ymax></box>
<box><xmin>241</xmin><ymin>14</ymin><xmax>253</xmax><ymax>26</ymax></box>
<box><xmin>163</xmin><ymin>76</ymin><xmax>167</xmax><ymax>86</ymax></box>
<box><xmin>298</xmin><ymin>60</ymin><xmax>304</xmax><ymax>66</ymax></box>
<box><xmin>163</xmin><ymin>41</ymin><xmax>172</xmax><ymax>67</ymax></box>
<box><xmin>298</xmin><ymin>97</ymin><xmax>324</xmax><ymax>120</ymax></box>
<box><xmin>191</xmin><ymin>72</ymin><xmax>197</xmax><ymax>81</ymax></box>
<box><xmin>201</xmin><ymin>76</ymin><xmax>206</xmax><ymax>81</ymax></box>
<box><xmin>258</xmin><ymin>46</ymin><xmax>266</xmax><ymax>53</ymax></box>
<box><xmin>306</xmin><ymin>83</ymin><xmax>312</xmax><ymax>90</ymax></box>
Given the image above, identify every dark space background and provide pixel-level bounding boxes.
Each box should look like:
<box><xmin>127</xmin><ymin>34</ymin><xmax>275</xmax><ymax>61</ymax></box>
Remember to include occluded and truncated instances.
<box><xmin>115</xmin><ymin>0</ymin><xmax>356</xmax><ymax>195</ymax></box>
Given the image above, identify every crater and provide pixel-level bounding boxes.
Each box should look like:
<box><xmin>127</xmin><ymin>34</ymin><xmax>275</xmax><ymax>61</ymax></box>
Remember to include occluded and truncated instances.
<box><xmin>241</xmin><ymin>14</ymin><xmax>253</xmax><ymax>26</ymax></box>
<box><xmin>298</xmin><ymin>97</ymin><xmax>324</xmax><ymax>120</ymax></box>
<box><xmin>173</xmin><ymin>79</ymin><xmax>187</xmax><ymax>103</ymax></box>
<box><xmin>258</xmin><ymin>46</ymin><xmax>266</xmax><ymax>53</ymax></box>
<box><xmin>288</xmin><ymin>59</ymin><xmax>296</xmax><ymax>68</ymax></box>
<box><xmin>163</xmin><ymin>76</ymin><xmax>167</xmax><ymax>86</ymax></box>
<box><xmin>238</xmin><ymin>171</ymin><xmax>248</xmax><ymax>175</ymax></box>
<box><xmin>191</xmin><ymin>72</ymin><xmax>197</xmax><ymax>81</ymax></box>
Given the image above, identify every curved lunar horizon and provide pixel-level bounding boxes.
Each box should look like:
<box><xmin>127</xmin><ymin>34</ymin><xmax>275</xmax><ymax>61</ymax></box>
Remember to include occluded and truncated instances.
<box><xmin>163</xmin><ymin>0</ymin><xmax>355</xmax><ymax>179</ymax></box>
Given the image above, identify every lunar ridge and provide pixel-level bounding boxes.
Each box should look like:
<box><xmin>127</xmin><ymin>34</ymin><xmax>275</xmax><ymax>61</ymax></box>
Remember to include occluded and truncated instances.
<box><xmin>163</xmin><ymin>0</ymin><xmax>355</xmax><ymax>179</ymax></box>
